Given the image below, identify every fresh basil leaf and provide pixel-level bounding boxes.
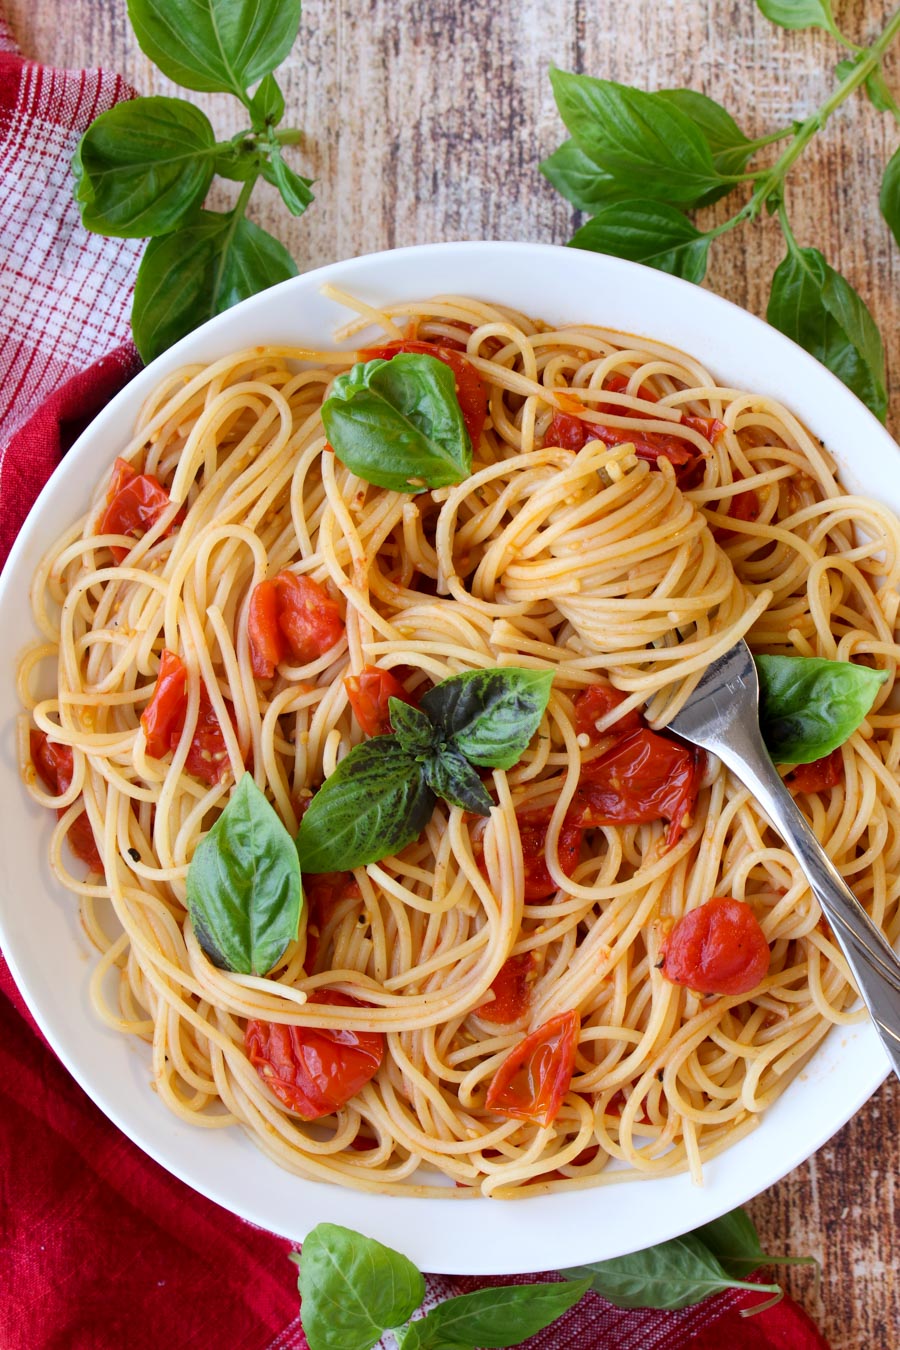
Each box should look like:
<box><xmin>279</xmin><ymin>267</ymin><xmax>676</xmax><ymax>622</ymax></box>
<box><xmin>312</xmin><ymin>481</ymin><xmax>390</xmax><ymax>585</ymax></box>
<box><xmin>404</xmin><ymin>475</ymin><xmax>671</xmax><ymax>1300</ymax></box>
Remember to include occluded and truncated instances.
<box><xmin>880</xmin><ymin>146</ymin><xmax>900</xmax><ymax>250</ymax></box>
<box><xmin>862</xmin><ymin>68</ymin><xmax>898</xmax><ymax>116</ymax></box>
<box><xmin>186</xmin><ymin>772</ymin><xmax>301</xmax><ymax>975</ymax></box>
<box><xmin>563</xmin><ymin>1233</ymin><xmax>780</xmax><ymax>1311</ymax></box>
<box><xmin>767</xmin><ymin>243</ymin><xmax>888</xmax><ymax>421</ymax></box>
<box><xmin>657</xmin><ymin>88</ymin><xmax>754</xmax><ymax>179</ymax></box>
<box><xmin>215</xmin><ymin>140</ymin><xmax>265</xmax><ymax>182</ymax></box>
<box><xmin>389</xmin><ymin>699</ymin><xmax>435</xmax><ymax>756</ymax></box>
<box><xmin>424</xmin><ymin>749</ymin><xmax>494</xmax><ymax>816</ymax></box>
<box><xmin>755</xmin><ymin>654</ymin><xmax>887</xmax><ymax>764</ymax></box>
<box><xmin>693</xmin><ymin>1209</ymin><xmax>766</xmax><ymax>1277</ymax></box>
<box><xmin>263</xmin><ymin>140</ymin><xmax>315</xmax><ymax>216</ymax></box>
<box><xmin>540</xmin><ymin>140</ymin><xmax>640</xmax><ymax>212</ymax></box>
<box><xmin>755</xmin><ymin>0</ymin><xmax>837</xmax><ymax>32</ymax></box>
<box><xmin>131</xmin><ymin>209</ymin><xmax>297</xmax><ymax>362</ymax></box>
<box><xmin>322</xmin><ymin>355</ymin><xmax>472</xmax><ymax>493</ymax></box>
<box><xmin>72</xmin><ymin>97</ymin><xmax>217</xmax><ymax>238</ymax></box>
<box><xmin>296</xmin><ymin>737</ymin><xmax>435</xmax><ymax>872</ymax></box>
<box><xmin>548</xmin><ymin>69</ymin><xmax>727</xmax><ymax>205</ymax></box>
<box><xmin>127</xmin><ymin>0</ymin><xmax>302</xmax><ymax>99</ymax></box>
<box><xmin>397</xmin><ymin>1280</ymin><xmax>590</xmax><ymax>1349</ymax></box>
<box><xmin>297</xmin><ymin>1223</ymin><xmax>425</xmax><ymax>1350</ymax></box>
<box><xmin>420</xmin><ymin>668</ymin><xmax>553</xmax><ymax>770</ymax></box>
<box><xmin>568</xmin><ymin>201</ymin><xmax>711</xmax><ymax>283</ymax></box>
<box><xmin>249</xmin><ymin>73</ymin><xmax>285</xmax><ymax>129</ymax></box>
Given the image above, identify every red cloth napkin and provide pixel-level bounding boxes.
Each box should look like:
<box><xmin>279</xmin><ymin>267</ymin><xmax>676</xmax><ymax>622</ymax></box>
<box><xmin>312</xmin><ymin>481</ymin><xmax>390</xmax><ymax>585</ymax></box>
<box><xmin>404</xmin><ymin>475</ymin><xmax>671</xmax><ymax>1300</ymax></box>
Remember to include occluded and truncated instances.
<box><xmin>0</xmin><ymin>14</ymin><xmax>830</xmax><ymax>1350</ymax></box>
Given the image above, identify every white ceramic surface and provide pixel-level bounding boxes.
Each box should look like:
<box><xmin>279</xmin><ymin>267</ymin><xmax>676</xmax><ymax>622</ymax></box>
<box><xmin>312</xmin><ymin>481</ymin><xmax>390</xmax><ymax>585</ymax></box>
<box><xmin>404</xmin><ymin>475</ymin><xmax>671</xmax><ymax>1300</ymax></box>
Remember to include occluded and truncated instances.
<box><xmin>0</xmin><ymin>242</ymin><xmax>894</xmax><ymax>1274</ymax></box>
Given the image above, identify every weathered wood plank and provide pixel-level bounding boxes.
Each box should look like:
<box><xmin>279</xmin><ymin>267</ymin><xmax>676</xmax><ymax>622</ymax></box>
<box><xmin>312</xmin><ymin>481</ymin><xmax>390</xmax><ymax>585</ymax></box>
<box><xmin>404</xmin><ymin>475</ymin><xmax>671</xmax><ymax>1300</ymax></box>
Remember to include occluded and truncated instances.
<box><xmin>5</xmin><ymin>1</ymin><xmax>900</xmax><ymax>1343</ymax></box>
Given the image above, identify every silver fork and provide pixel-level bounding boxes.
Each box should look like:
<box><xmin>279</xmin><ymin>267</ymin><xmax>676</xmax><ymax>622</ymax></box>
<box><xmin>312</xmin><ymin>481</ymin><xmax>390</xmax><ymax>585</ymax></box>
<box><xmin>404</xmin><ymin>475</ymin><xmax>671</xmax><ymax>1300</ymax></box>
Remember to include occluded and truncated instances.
<box><xmin>667</xmin><ymin>637</ymin><xmax>900</xmax><ymax>1082</ymax></box>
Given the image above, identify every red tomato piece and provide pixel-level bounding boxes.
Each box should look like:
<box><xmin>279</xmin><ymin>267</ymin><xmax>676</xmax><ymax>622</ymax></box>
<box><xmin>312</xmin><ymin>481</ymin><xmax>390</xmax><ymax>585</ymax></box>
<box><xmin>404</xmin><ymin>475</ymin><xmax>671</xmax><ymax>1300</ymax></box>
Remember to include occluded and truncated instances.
<box><xmin>545</xmin><ymin>411</ymin><xmax>589</xmax><ymax>452</ymax></box>
<box><xmin>100</xmin><ymin>457</ymin><xmax>176</xmax><ymax>563</ymax></box>
<box><xmin>573</xmin><ymin>683</ymin><xmax>644</xmax><ymax>743</ymax></box>
<box><xmin>344</xmin><ymin>664</ymin><xmax>417</xmax><ymax>737</ymax></box>
<box><xmin>141</xmin><ymin>650</ymin><xmax>232</xmax><ymax>787</ymax></box>
<box><xmin>272</xmin><ymin>571</ymin><xmax>344</xmax><ymax>666</ymax></box>
<box><xmin>141</xmin><ymin>649</ymin><xmax>188</xmax><ymax>758</ymax></box>
<box><xmin>30</xmin><ymin>729</ymin><xmax>102</xmax><ymax>871</ymax></box>
<box><xmin>245</xmin><ymin>989</ymin><xmax>384</xmax><ymax>1120</ymax></box>
<box><xmin>485</xmin><ymin>1009</ymin><xmax>580</xmax><ymax>1127</ymax></box>
<box><xmin>785</xmin><ymin>749</ymin><xmax>844</xmax><ymax>795</ymax></box>
<box><xmin>516</xmin><ymin>809</ymin><xmax>584</xmax><ymax>901</ymax></box>
<box><xmin>476</xmin><ymin>951</ymin><xmax>540</xmax><ymax>1025</ymax></box>
<box><xmin>711</xmin><ymin>478</ymin><xmax>761</xmax><ymax>542</ymax></box>
<box><xmin>661</xmin><ymin>897</ymin><xmax>770</xmax><ymax>996</ymax></box>
<box><xmin>358</xmin><ymin>338</ymin><xmax>488</xmax><ymax>449</ymax></box>
<box><xmin>247</xmin><ymin>580</ymin><xmax>284</xmax><ymax>679</ymax></box>
<box><xmin>572</xmin><ymin>728</ymin><xmax>704</xmax><ymax>849</ymax></box>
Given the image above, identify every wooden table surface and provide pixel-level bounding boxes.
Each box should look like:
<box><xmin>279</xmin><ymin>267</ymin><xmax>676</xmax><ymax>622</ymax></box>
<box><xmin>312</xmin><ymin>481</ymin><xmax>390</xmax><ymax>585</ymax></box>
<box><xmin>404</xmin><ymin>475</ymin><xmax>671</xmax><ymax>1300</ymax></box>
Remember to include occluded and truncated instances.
<box><xmin>5</xmin><ymin>0</ymin><xmax>900</xmax><ymax>1343</ymax></box>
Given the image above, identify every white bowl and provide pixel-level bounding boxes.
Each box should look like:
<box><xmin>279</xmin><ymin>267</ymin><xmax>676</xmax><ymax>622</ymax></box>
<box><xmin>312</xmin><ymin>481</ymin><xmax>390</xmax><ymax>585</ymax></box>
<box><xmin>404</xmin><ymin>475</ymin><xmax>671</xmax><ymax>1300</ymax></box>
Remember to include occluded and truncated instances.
<box><xmin>0</xmin><ymin>242</ymin><xmax>894</xmax><ymax>1274</ymax></box>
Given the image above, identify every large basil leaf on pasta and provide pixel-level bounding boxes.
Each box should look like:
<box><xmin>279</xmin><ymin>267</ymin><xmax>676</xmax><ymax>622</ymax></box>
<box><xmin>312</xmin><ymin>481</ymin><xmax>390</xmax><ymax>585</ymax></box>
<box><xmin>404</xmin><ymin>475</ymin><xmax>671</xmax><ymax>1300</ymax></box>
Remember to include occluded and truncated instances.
<box><xmin>321</xmin><ymin>355</ymin><xmax>472</xmax><ymax>493</ymax></box>
<box><xmin>127</xmin><ymin>0</ymin><xmax>302</xmax><ymax>98</ymax></box>
<box><xmin>755</xmin><ymin>654</ymin><xmax>887</xmax><ymax>765</ymax></box>
<box><xmin>295</xmin><ymin>1223</ymin><xmax>425</xmax><ymax>1350</ymax></box>
<box><xmin>420</xmin><ymin>668</ymin><xmax>553</xmax><ymax>770</ymax></box>
<box><xmin>396</xmin><ymin>1280</ymin><xmax>591</xmax><ymax>1349</ymax></box>
<box><xmin>563</xmin><ymin>1233</ymin><xmax>780</xmax><ymax>1311</ymax></box>
<box><xmin>186</xmin><ymin>773</ymin><xmax>302</xmax><ymax>974</ymax></box>
<box><xmin>297</xmin><ymin>737</ymin><xmax>435</xmax><ymax>872</ymax></box>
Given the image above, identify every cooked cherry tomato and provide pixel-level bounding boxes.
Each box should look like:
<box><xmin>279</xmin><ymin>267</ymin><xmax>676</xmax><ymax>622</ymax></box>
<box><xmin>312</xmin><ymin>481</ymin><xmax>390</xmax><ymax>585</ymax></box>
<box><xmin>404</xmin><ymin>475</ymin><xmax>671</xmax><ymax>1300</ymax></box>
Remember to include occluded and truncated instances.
<box><xmin>358</xmin><ymin>338</ymin><xmax>488</xmax><ymax>449</ymax></box>
<box><xmin>272</xmin><ymin>571</ymin><xmax>344</xmax><ymax>666</ymax></box>
<box><xmin>141</xmin><ymin>650</ymin><xmax>232</xmax><ymax>786</ymax></box>
<box><xmin>30</xmin><ymin>729</ymin><xmax>102</xmax><ymax>870</ymax></box>
<box><xmin>786</xmin><ymin>749</ymin><xmax>844</xmax><ymax>795</ymax></box>
<box><xmin>572</xmin><ymin>728</ymin><xmax>704</xmax><ymax>849</ymax></box>
<box><xmin>141</xmin><ymin>649</ymin><xmax>188</xmax><ymax>758</ymax></box>
<box><xmin>476</xmin><ymin>951</ymin><xmax>540</xmax><ymax>1024</ymax></box>
<box><xmin>344</xmin><ymin>664</ymin><xmax>418</xmax><ymax>737</ymax></box>
<box><xmin>247</xmin><ymin>580</ymin><xmax>282</xmax><ymax>678</ymax></box>
<box><xmin>99</xmin><ymin>457</ymin><xmax>176</xmax><ymax>563</ymax></box>
<box><xmin>245</xmin><ymin>990</ymin><xmax>384</xmax><ymax>1120</ymax></box>
<box><xmin>602</xmin><ymin>374</ymin><xmax>726</xmax><ymax>444</ymax></box>
<box><xmin>573</xmin><ymin>683</ymin><xmax>643</xmax><ymax>743</ymax></box>
<box><xmin>661</xmin><ymin>896</ymin><xmax>770</xmax><ymax>996</ymax></box>
<box><xmin>485</xmin><ymin>1009</ymin><xmax>580</xmax><ymax>1127</ymax></box>
<box><xmin>711</xmin><ymin>479</ymin><xmax>761</xmax><ymax>542</ymax></box>
<box><xmin>516</xmin><ymin>809</ymin><xmax>584</xmax><ymax>900</ymax></box>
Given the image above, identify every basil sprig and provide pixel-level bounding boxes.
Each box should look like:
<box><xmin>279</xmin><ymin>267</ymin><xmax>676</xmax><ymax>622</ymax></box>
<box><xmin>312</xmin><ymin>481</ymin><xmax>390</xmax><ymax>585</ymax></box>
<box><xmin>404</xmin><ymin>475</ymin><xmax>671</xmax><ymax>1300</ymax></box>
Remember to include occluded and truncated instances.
<box><xmin>542</xmin><ymin>5</ymin><xmax>900</xmax><ymax>422</ymax></box>
<box><xmin>756</xmin><ymin>654</ymin><xmax>887</xmax><ymax>765</ymax></box>
<box><xmin>294</xmin><ymin>1223</ymin><xmax>588</xmax><ymax>1350</ymax></box>
<box><xmin>73</xmin><ymin>0</ymin><xmax>312</xmax><ymax>362</ymax></box>
<box><xmin>186</xmin><ymin>773</ymin><xmax>302</xmax><ymax>974</ymax></box>
<box><xmin>321</xmin><ymin>355</ymin><xmax>472</xmax><ymax>493</ymax></box>
<box><xmin>297</xmin><ymin>668</ymin><xmax>552</xmax><ymax>873</ymax></box>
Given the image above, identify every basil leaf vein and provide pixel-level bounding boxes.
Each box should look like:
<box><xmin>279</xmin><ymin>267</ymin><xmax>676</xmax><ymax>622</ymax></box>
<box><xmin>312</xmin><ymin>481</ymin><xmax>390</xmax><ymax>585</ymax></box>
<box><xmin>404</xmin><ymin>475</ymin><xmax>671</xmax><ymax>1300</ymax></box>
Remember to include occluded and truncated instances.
<box><xmin>296</xmin><ymin>1223</ymin><xmax>425</xmax><ymax>1350</ymax></box>
<box><xmin>420</xmin><ymin>668</ymin><xmax>553</xmax><ymax>770</ymax></box>
<box><xmin>322</xmin><ymin>355</ymin><xmax>472</xmax><ymax>493</ymax></box>
<box><xmin>186</xmin><ymin>772</ymin><xmax>301</xmax><ymax>975</ymax></box>
<box><xmin>756</xmin><ymin>653</ymin><xmax>887</xmax><ymax>764</ymax></box>
<box><xmin>296</xmin><ymin>737</ymin><xmax>435</xmax><ymax>873</ymax></box>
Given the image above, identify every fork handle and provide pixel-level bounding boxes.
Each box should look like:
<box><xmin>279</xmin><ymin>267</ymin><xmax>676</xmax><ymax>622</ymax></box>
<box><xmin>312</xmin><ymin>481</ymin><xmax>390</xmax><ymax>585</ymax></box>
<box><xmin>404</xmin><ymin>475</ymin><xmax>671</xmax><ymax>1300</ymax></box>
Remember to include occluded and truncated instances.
<box><xmin>715</xmin><ymin>722</ymin><xmax>900</xmax><ymax>1083</ymax></box>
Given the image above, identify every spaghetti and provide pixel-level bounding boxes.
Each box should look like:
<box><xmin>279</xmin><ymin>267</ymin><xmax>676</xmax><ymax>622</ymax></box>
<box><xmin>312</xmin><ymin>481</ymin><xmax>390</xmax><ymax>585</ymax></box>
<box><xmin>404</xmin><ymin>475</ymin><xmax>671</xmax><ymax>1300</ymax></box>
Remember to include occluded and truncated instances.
<box><xmin>17</xmin><ymin>292</ymin><xmax>900</xmax><ymax>1197</ymax></box>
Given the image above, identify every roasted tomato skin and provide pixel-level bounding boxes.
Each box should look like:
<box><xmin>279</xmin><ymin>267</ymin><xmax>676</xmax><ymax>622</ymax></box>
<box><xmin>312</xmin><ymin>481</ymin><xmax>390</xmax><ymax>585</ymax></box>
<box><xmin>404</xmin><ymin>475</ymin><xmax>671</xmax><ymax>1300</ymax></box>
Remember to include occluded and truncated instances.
<box><xmin>245</xmin><ymin>990</ymin><xmax>384</xmax><ymax>1120</ymax></box>
<box><xmin>358</xmin><ymin>338</ymin><xmax>488</xmax><ymax>449</ymax></box>
<box><xmin>573</xmin><ymin>682</ymin><xmax>643</xmax><ymax>742</ymax></box>
<box><xmin>661</xmin><ymin>896</ymin><xmax>770</xmax><ymax>996</ymax></box>
<box><xmin>100</xmin><ymin>457</ymin><xmax>175</xmax><ymax>563</ymax></box>
<box><xmin>141</xmin><ymin>650</ymin><xmax>231</xmax><ymax>787</ymax></box>
<box><xmin>30</xmin><ymin>729</ymin><xmax>102</xmax><ymax>870</ymax></box>
<box><xmin>344</xmin><ymin>664</ymin><xmax>417</xmax><ymax>737</ymax></box>
<box><xmin>272</xmin><ymin>571</ymin><xmax>344</xmax><ymax>665</ymax></box>
<box><xmin>786</xmin><ymin>750</ymin><xmax>843</xmax><ymax>795</ymax></box>
<box><xmin>572</xmin><ymin>728</ymin><xmax>704</xmax><ymax>849</ymax></box>
<box><xmin>476</xmin><ymin>951</ymin><xmax>540</xmax><ymax>1025</ymax></box>
<box><xmin>485</xmin><ymin>1009</ymin><xmax>580</xmax><ymax>1127</ymax></box>
<box><xmin>247</xmin><ymin>580</ymin><xmax>283</xmax><ymax>678</ymax></box>
<box><xmin>516</xmin><ymin>809</ymin><xmax>584</xmax><ymax>901</ymax></box>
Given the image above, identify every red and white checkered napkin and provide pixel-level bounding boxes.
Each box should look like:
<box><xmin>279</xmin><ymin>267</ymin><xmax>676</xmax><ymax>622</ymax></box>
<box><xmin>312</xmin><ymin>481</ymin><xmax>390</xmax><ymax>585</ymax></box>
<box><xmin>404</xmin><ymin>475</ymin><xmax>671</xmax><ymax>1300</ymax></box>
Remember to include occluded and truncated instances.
<box><xmin>0</xmin><ymin>10</ymin><xmax>830</xmax><ymax>1348</ymax></box>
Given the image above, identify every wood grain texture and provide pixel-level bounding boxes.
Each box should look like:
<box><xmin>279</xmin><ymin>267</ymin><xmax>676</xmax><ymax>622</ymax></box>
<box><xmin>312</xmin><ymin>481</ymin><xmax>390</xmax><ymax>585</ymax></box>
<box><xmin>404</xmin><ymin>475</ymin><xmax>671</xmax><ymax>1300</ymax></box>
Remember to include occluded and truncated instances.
<box><xmin>4</xmin><ymin>0</ymin><xmax>900</xmax><ymax>1343</ymax></box>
